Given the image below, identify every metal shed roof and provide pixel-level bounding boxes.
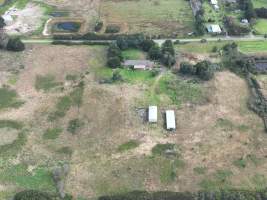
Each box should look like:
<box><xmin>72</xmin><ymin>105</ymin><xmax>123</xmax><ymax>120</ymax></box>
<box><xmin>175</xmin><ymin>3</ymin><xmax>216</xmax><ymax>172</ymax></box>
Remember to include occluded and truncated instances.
<box><xmin>166</xmin><ymin>110</ymin><xmax>176</xmax><ymax>130</ymax></box>
<box><xmin>148</xmin><ymin>106</ymin><xmax>157</xmax><ymax>123</ymax></box>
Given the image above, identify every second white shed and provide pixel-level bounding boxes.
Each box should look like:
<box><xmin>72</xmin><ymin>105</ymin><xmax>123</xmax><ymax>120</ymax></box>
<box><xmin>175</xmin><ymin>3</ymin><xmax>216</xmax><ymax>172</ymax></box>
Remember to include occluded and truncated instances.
<box><xmin>166</xmin><ymin>110</ymin><xmax>176</xmax><ymax>130</ymax></box>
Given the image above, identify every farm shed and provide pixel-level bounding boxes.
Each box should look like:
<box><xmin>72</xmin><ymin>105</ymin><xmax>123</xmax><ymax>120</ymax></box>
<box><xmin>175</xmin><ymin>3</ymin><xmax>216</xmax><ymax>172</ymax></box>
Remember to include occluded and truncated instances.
<box><xmin>124</xmin><ymin>60</ymin><xmax>154</xmax><ymax>70</ymax></box>
<box><xmin>148</xmin><ymin>106</ymin><xmax>157</xmax><ymax>123</ymax></box>
<box><xmin>207</xmin><ymin>24</ymin><xmax>222</xmax><ymax>33</ymax></box>
<box><xmin>166</xmin><ymin>110</ymin><xmax>176</xmax><ymax>130</ymax></box>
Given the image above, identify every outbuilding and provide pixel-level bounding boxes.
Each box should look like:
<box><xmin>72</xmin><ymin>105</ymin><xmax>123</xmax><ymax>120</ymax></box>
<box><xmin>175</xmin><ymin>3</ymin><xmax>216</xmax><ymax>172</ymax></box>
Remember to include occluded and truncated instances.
<box><xmin>134</xmin><ymin>65</ymin><xmax>146</xmax><ymax>70</ymax></box>
<box><xmin>207</xmin><ymin>24</ymin><xmax>222</xmax><ymax>34</ymax></box>
<box><xmin>148</xmin><ymin>106</ymin><xmax>157</xmax><ymax>123</ymax></box>
<box><xmin>166</xmin><ymin>110</ymin><xmax>176</xmax><ymax>130</ymax></box>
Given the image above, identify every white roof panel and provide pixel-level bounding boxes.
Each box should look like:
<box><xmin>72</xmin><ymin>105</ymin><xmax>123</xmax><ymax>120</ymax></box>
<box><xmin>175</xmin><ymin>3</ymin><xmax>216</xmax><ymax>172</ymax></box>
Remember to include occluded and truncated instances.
<box><xmin>166</xmin><ymin>110</ymin><xmax>176</xmax><ymax>130</ymax></box>
<box><xmin>148</xmin><ymin>106</ymin><xmax>157</xmax><ymax>123</ymax></box>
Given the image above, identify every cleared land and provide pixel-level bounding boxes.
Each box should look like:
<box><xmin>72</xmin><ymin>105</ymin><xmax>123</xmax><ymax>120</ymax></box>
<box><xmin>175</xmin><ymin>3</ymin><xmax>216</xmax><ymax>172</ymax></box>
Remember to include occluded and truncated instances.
<box><xmin>0</xmin><ymin>43</ymin><xmax>266</xmax><ymax>199</ymax></box>
<box><xmin>252</xmin><ymin>0</ymin><xmax>267</xmax><ymax>8</ymax></box>
<box><xmin>99</xmin><ymin>0</ymin><xmax>194</xmax><ymax>36</ymax></box>
<box><xmin>253</xmin><ymin>19</ymin><xmax>267</xmax><ymax>35</ymax></box>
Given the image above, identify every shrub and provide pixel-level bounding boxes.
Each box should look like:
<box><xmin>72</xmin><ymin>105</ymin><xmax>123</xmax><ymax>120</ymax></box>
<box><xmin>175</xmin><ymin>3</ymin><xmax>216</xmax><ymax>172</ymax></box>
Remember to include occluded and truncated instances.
<box><xmin>111</xmin><ymin>70</ymin><xmax>123</xmax><ymax>82</ymax></box>
<box><xmin>105</xmin><ymin>25</ymin><xmax>120</xmax><ymax>33</ymax></box>
<box><xmin>6</xmin><ymin>37</ymin><xmax>25</xmax><ymax>51</ymax></box>
<box><xmin>107</xmin><ymin>57</ymin><xmax>121</xmax><ymax>68</ymax></box>
<box><xmin>67</xmin><ymin>118</ymin><xmax>83</xmax><ymax>134</ymax></box>
<box><xmin>148</xmin><ymin>44</ymin><xmax>162</xmax><ymax>60</ymax></box>
<box><xmin>195</xmin><ymin>61</ymin><xmax>215</xmax><ymax>81</ymax></box>
<box><xmin>141</xmin><ymin>39</ymin><xmax>155</xmax><ymax>52</ymax></box>
<box><xmin>161</xmin><ymin>52</ymin><xmax>176</xmax><ymax>67</ymax></box>
<box><xmin>161</xmin><ymin>40</ymin><xmax>175</xmax><ymax>56</ymax></box>
<box><xmin>0</xmin><ymin>16</ymin><xmax>5</xmax><ymax>28</ymax></box>
<box><xmin>180</xmin><ymin>62</ymin><xmax>196</xmax><ymax>75</ymax></box>
<box><xmin>95</xmin><ymin>21</ymin><xmax>103</xmax><ymax>32</ymax></box>
<box><xmin>14</xmin><ymin>190</ymin><xmax>52</xmax><ymax>200</ymax></box>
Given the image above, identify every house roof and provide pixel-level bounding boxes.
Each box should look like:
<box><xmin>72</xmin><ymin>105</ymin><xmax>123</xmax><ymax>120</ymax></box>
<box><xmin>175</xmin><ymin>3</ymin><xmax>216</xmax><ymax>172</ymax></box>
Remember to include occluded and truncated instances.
<box><xmin>210</xmin><ymin>0</ymin><xmax>218</xmax><ymax>5</ymax></box>
<box><xmin>134</xmin><ymin>65</ymin><xmax>146</xmax><ymax>69</ymax></box>
<box><xmin>148</xmin><ymin>106</ymin><xmax>157</xmax><ymax>123</ymax></box>
<box><xmin>124</xmin><ymin>60</ymin><xmax>154</xmax><ymax>67</ymax></box>
<box><xmin>166</xmin><ymin>110</ymin><xmax>176</xmax><ymax>130</ymax></box>
<box><xmin>207</xmin><ymin>24</ymin><xmax>222</xmax><ymax>33</ymax></box>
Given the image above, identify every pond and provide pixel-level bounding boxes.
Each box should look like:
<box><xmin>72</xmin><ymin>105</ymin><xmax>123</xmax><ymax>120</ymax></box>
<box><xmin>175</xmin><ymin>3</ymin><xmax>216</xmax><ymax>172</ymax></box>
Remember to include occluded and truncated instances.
<box><xmin>52</xmin><ymin>22</ymin><xmax>81</xmax><ymax>33</ymax></box>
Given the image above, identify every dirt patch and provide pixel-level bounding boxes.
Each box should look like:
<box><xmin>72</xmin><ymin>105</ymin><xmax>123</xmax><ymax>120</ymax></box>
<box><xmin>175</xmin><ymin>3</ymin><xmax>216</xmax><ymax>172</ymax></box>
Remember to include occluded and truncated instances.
<box><xmin>0</xmin><ymin>127</ymin><xmax>19</xmax><ymax>146</ymax></box>
<box><xmin>4</xmin><ymin>3</ymin><xmax>45</xmax><ymax>35</ymax></box>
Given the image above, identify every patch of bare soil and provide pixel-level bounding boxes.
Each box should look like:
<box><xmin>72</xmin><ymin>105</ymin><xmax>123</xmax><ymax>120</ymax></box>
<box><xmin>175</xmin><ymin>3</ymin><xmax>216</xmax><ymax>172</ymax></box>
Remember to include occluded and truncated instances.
<box><xmin>0</xmin><ymin>128</ymin><xmax>19</xmax><ymax>146</ymax></box>
<box><xmin>4</xmin><ymin>3</ymin><xmax>45</xmax><ymax>35</ymax></box>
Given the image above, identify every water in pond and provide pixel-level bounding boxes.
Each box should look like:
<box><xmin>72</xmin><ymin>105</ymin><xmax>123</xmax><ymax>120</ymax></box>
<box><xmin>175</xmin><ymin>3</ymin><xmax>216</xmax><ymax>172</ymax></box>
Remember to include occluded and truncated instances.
<box><xmin>53</xmin><ymin>22</ymin><xmax>81</xmax><ymax>33</ymax></box>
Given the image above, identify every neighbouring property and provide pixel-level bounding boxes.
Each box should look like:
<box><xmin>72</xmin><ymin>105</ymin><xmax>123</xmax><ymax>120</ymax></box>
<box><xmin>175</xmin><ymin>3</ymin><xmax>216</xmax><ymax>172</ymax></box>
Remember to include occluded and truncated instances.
<box><xmin>123</xmin><ymin>60</ymin><xmax>154</xmax><ymax>70</ymax></box>
<box><xmin>148</xmin><ymin>106</ymin><xmax>158</xmax><ymax>123</ymax></box>
<box><xmin>166</xmin><ymin>110</ymin><xmax>176</xmax><ymax>130</ymax></box>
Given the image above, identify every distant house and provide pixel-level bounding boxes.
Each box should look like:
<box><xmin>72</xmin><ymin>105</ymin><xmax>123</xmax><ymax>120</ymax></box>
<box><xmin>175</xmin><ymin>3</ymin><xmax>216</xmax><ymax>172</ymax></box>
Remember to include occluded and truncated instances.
<box><xmin>148</xmin><ymin>106</ymin><xmax>157</xmax><ymax>123</ymax></box>
<box><xmin>207</xmin><ymin>24</ymin><xmax>222</xmax><ymax>34</ymax></box>
<box><xmin>210</xmin><ymin>0</ymin><xmax>218</xmax><ymax>5</ymax></box>
<box><xmin>123</xmin><ymin>60</ymin><xmax>154</xmax><ymax>70</ymax></box>
<box><xmin>166</xmin><ymin>110</ymin><xmax>176</xmax><ymax>131</ymax></box>
<box><xmin>241</xmin><ymin>19</ymin><xmax>249</xmax><ymax>24</ymax></box>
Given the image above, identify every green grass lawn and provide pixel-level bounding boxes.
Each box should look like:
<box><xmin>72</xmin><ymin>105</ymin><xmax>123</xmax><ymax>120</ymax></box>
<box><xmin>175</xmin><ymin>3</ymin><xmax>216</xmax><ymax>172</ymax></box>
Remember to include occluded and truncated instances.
<box><xmin>100</xmin><ymin>0</ymin><xmax>194</xmax><ymax>36</ymax></box>
<box><xmin>0</xmin><ymin>87</ymin><xmax>24</xmax><ymax>110</ymax></box>
<box><xmin>122</xmin><ymin>49</ymin><xmax>146</xmax><ymax>60</ymax></box>
<box><xmin>253</xmin><ymin>19</ymin><xmax>267</xmax><ymax>35</ymax></box>
<box><xmin>252</xmin><ymin>0</ymin><xmax>267</xmax><ymax>8</ymax></box>
<box><xmin>238</xmin><ymin>41</ymin><xmax>267</xmax><ymax>53</ymax></box>
<box><xmin>175</xmin><ymin>42</ymin><xmax>228</xmax><ymax>53</ymax></box>
<box><xmin>35</xmin><ymin>74</ymin><xmax>62</xmax><ymax>92</ymax></box>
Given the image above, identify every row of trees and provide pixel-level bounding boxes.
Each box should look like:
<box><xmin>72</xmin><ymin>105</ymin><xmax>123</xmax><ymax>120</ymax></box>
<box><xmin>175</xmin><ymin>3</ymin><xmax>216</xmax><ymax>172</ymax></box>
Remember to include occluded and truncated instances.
<box><xmin>255</xmin><ymin>7</ymin><xmax>267</xmax><ymax>18</ymax></box>
<box><xmin>106</xmin><ymin>34</ymin><xmax>176</xmax><ymax>68</ymax></box>
<box><xmin>180</xmin><ymin>60</ymin><xmax>217</xmax><ymax>81</ymax></box>
<box><xmin>239</xmin><ymin>0</ymin><xmax>256</xmax><ymax>21</ymax></box>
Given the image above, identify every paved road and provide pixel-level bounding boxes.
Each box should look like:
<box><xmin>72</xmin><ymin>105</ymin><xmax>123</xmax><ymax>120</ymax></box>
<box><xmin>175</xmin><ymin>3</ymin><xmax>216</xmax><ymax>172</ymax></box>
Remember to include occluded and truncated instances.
<box><xmin>22</xmin><ymin>35</ymin><xmax>266</xmax><ymax>46</ymax></box>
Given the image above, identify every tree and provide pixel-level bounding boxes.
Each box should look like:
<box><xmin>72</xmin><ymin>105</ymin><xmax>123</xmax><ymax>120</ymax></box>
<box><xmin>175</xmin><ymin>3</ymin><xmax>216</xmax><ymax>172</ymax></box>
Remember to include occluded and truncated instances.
<box><xmin>14</xmin><ymin>190</ymin><xmax>52</xmax><ymax>200</ymax></box>
<box><xmin>180</xmin><ymin>62</ymin><xmax>196</xmax><ymax>75</ymax></box>
<box><xmin>161</xmin><ymin>40</ymin><xmax>175</xmax><ymax>56</ymax></box>
<box><xmin>148</xmin><ymin>44</ymin><xmax>162</xmax><ymax>60</ymax></box>
<box><xmin>195</xmin><ymin>61</ymin><xmax>215</xmax><ymax>80</ymax></box>
<box><xmin>107</xmin><ymin>57</ymin><xmax>121</xmax><ymax>68</ymax></box>
<box><xmin>0</xmin><ymin>16</ymin><xmax>5</xmax><ymax>29</ymax></box>
<box><xmin>107</xmin><ymin>44</ymin><xmax>123</xmax><ymax>61</ymax></box>
<box><xmin>6</xmin><ymin>37</ymin><xmax>25</xmax><ymax>51</ymax></box>
<box><xmin>195</xmin><ymin>9</ymin><xmax>206</xmax><ymax>35</ymax></box>
<box><xmin>161</xmin><ymin>52</ymin><xmax>176</xmax><ymax>67</ymax></box>
<box><xmin>141</xmin><ymin>39</ymin><xmax>155</xmax><ymax>52</ymax></box>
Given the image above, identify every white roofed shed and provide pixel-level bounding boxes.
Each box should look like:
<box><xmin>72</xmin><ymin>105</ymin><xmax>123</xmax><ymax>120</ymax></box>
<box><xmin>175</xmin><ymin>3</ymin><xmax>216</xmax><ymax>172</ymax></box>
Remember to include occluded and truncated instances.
<box><xmin>148</xmin><ymin>106</ymin><xmax>157</xmax><ymax>123</ymax></box>
<box><xmin>166</xmin><ymin>110</ymin><xmax>176</xmax><ymax>130</ymax></box>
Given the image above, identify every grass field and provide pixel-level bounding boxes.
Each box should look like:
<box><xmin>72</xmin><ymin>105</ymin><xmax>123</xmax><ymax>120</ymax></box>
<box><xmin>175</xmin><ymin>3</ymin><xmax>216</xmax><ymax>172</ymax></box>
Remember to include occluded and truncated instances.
<box><xmin>100</xmin><ymin>0</ymin><xmax>194</xmax><ymax>36</ymax></box>
<box><xmin>253</xmin><ymin>19</ymin><xmax>267</xmax><ymax>35</ymax></box>
<box><xmin>175</xmin><ymin>42</ymin><xmax>228</xmax><ymax>53</ymax></box>
<box><xmin>0</xmin><ymin>44</ymin><xmax>267</xmax><ymax>199</ymax></box>
<box><xmin>252</xmin><ymin>0</ymin><xmax>267</xmax><ymax>8</ymax></box>
<box><xmin>238</xmin><ymin>41</ymin><xmax>267</xmax><ymax>53</ymax></box>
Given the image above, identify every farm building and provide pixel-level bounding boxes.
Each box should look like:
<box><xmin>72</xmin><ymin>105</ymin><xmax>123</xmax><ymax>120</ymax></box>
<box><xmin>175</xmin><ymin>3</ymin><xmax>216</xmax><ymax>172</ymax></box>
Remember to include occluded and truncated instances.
<box><xmin>166</xmin><ymin>110</ymin><xmax>176</xmax><ymax>130</ymax></box>
<box><xmin>207</xmin><ymin>24</ymin><xmax>222</xmax><ymax>34</ymax></box>
<box><xmin>148</xmin><ymin>106</ymin><xmax>157</xmax><ymax>123</ymax></box>
<box><xmin>123</xmin><ymin>60</ymin><xmax>154</xmax><ymax>70</ymax></box>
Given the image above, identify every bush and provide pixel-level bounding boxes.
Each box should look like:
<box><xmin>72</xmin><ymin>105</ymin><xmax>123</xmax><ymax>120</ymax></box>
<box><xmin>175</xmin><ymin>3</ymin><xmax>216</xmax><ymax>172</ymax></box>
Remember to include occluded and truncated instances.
<box><xmin>180</xmin><ymin>62</ymin><xmax>196</xmax><ymax>75</ymax></box>
<box><xmin>95</xmin><ymin>21</ymin><xmax>103</xmax><ymax>32</ymax></box>
<box><xmin>148</xmin><ymin>44</ymin><xmax>162</xmax><ymax>60</ymax></box>
<box><xmin>105</xmin><ymin>25</ymin><xmax>120</xmax><ymax>33</ymax></box>
<box><xmin>161</xmin><ymin>40</ymin><xmax>175</xmax><ymax>56</ymax></box>
<box><xmin>161</xmin><ymin>52</ymin><xmax>176</xmax><ymax>67</ymax></box>
<box><xmin>111</xmin><ymin>70</ymin><xmax>123</xmax><ymax>82</ymax></box>
<box><xmin>195</xmin><ymin>61</ymin><xmax>215</xmax><ymax>81</ymax></box>
<box><xmin>67</xmin><ymin>118</ymin><xmax>83</xmax><ymax>134</ymax></box>
<box><xmin>6</xmin><ymin>37</ymin><xmax>25</xmax><ymax>51</ymax></box>
<box><xmin>0</xmin><ymin>16</ymin><xmax>5</xmax><ymax>28</ymax></box>
<box><xmin>14</xmin><ymin>190</ymin><xmax>53</xmax><ymax>200</ymax></box>
<box><xmin>141</xmin><ymin>39</ymin><xmax>155</xmax><ymax>52</ymax></box>
<box><xmin>107</xmin><ymin>57</ymin><xmax>121</xmax><ymax>68</ymax></box>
